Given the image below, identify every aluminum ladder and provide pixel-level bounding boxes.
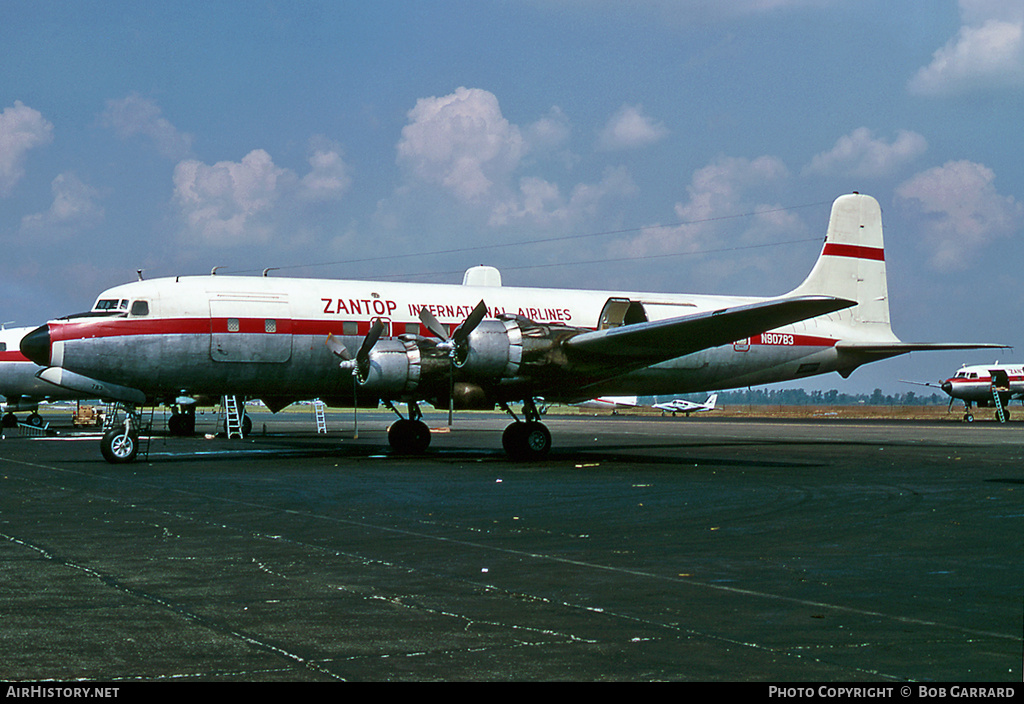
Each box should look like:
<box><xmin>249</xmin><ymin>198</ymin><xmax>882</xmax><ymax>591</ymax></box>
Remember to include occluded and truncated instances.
<box><xmin>223</xmin><ymin>395</ymin><xmax>244</xmax><ymax>438</ymax></box>
<box><xmin>313</xmin><ymin>399</ymin><xmax>327</xmax><ymax>434</ymax></box>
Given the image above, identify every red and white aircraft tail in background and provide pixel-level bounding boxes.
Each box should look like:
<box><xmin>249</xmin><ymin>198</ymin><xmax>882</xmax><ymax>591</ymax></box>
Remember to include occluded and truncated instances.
<box><xmin>21</xmin><ymin>193</ymin><xmax>1005</xmax><ymax>462</ymax></box>
<box><xmin>1</xmin><ymin>325</ymin><xmax>84</xmax><ymax>428</ymax></box>
<box><xmin>905</xmin><ymin>363</ymin><xmax>1024</xmax><ymax>422</ymax></box>
<box><xmin>573</xmin><ymin>396</ymin><xmax>639</xmax><ymax>413</ymax></box>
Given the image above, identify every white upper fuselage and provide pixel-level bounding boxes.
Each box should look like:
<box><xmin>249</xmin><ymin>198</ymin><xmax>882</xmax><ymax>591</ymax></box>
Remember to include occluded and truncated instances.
<box><xmin>40</xmin><ymin>271</ymin><xmax>850</xmax><ymax>406</ymax></box>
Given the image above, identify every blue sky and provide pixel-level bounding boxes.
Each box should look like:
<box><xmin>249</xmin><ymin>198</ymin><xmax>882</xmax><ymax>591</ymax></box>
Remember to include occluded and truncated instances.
<box><xmin>2</xmin><ymin>0</ymin><xmax>1022</xmax><ymax>394</ymax></box>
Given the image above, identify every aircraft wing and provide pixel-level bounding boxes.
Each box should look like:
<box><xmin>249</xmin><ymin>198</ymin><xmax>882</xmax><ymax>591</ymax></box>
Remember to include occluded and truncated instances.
<box><xmin>564</xmin><ymin>295</ymin><xmax>854</xmax><ymax>365</ymax></box>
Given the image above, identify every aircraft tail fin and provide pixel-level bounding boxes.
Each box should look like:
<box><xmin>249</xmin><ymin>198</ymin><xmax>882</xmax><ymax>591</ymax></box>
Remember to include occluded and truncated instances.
<box><xmin>790</xmin><ymin>193</ymin><xmax>1008</xmax><ymax>376</ymax></box>
<box><xmin>788</xmin><ymin>193</ymin><xmax>898</xmax><ymax>344</ymax></box>
<box><xmin>705</xmin><ymin>393</ymin><xmax>717</xmax><ymax>409</ymax></box>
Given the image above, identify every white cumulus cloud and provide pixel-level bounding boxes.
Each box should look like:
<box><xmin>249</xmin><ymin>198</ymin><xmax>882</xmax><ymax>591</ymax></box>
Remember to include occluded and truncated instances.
<box><xmin>803</xmin><ymin>128</ymin><xmax>927</xmax><ymax>178</ymax></box>
<box><xmin>896</xmin><ymin>160</ymin><xmax>1023</xmax><ymax>271</ymax></box>
<box><xmin>908</xmin><ymin>1</ymin><xmax>1024</xmax><ymax>95</ymax></box>
<box><xmin>394</xmin><ymin>87</ymin><xmax>634</xmax><ymax>229</ymax></box>
<box><xmin>397</xmin><ymin>86</ymin><xmax>526</xmax><ymax>202</ymax></box>
<box><xmin>102</xmin><ymin>94</ymin><xmax>194</xmax><ymax>160</ymax></box>
<box><xmin>173</xmin><ymin>144</ymin><xmax>352</xmax><ymax>246</ymax></box>
<box><xmin>613</xmin><ymin>154</ymin><xmax>793</xmax><ymax>261</ymax></box>
<box><xmin>596</xmin><ymin>104</ymin><xmax>669</xmax><ymax>151</ymax></box>
<box><xmin>0</xmin><ymin>101</ymin><xmax>54</xmax><ymax>196</ymax></box>
<box><xmin>21</xmin><ymin>172</ymin><xmax>104</xmax><ymax>236</ymax></box>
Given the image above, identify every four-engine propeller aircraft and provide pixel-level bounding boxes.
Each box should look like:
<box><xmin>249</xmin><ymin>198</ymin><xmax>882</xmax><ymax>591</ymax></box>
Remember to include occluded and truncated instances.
<box><xmin>904</xmin><ymin>363</ymin><xmax>1023</xmax><ymax>422</ymax></box>
<box><xmin>654</xmin><ymin>393</ymin><xmax>719</xmax><ymax>416</ymax></box>
<box><xmin>20</xmin><ymin>193</ymin><xmax>1005</xmax><ymax>463</ymax></box>
<box><xmin>1</xmin><ymin>325</ymin><xmax>84</xmax><ymax>428</ymax></box>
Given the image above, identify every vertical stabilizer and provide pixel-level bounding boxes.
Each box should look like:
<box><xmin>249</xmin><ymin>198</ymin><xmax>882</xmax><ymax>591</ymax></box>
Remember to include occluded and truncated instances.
<box><xmin>789</xmin><ymin>193</ymin><xmax>898</xmax><ymax>343</ymax></box>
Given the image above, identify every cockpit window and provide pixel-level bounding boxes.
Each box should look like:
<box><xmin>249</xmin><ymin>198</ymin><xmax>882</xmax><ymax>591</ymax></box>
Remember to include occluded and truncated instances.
<box><xmin>94</xmin><ymin>298</ymin><xmax>126</xmax><ymax>311</ymax></box>
<box><xmin>130</xmin><ymin>300</ymin><xmax>149</xmax><ymax>316</ymax></box>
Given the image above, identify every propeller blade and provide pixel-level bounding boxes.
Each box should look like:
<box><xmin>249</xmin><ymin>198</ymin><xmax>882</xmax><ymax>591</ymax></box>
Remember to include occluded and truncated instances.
<box><xmin>452</xmin><ymin>300</ymin><xmax>488</xmax><ymax>347</ymax></box>
<box><xmin>325</xmin><ymin>333</ymin><xmax>352</xmax><ymax>360</ymax></box>
<box><xmin>418</xmin><ymin>307</ymin><xmax>450</xmax><ymax>341</ymax></box>
<box><xmin>358</xmin><ymin>319</ymin><xmax>385</xmax><ymax>361</ymax></box>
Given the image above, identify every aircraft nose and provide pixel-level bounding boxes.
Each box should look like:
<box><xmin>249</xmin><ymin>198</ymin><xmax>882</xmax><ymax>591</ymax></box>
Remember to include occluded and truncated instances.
<box><xmin>20</xmin><ymin>325</ymin><xmax>51</xmax><ymax>366</ymax></box>
<box><xmin>940</xmin><ymin>380</ymin><xmax>952</xmax><ymax>394</ymax></box>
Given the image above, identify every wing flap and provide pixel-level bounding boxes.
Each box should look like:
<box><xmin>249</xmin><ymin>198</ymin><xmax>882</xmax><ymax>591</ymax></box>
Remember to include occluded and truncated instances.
<box><xmin>565</xmin><ymin>295</ymin><xmax>854</xmax><ymax>364</ymax></box>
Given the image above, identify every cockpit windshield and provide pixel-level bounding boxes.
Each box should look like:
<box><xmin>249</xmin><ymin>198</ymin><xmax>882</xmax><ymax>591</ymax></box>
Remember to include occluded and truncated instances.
<box><xmin>94</xmin><ymin>299</ymin><xmax>128</xmax><ymax>312</ymax></box>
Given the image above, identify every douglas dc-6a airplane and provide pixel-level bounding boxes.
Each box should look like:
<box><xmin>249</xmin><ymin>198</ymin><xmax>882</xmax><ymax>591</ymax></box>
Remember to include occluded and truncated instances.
<box><xmin>20</xmin><ymin>193</ymin><xmax>1004</xmax><ymax>463</ymax></box>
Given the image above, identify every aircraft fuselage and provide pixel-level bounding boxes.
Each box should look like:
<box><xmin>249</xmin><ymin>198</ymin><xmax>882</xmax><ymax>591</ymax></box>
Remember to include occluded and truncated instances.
<box><xmin>28</xmin><ymin>273</ymin><xmax>848</xmax><ymax>409</ymax></box>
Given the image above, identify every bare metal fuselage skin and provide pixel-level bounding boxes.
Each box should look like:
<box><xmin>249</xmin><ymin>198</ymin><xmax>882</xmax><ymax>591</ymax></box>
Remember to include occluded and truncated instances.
<box><xmin>38</xmin><ymin>276</ymin><xmax>847</xmax><ymax>408</ymax></box>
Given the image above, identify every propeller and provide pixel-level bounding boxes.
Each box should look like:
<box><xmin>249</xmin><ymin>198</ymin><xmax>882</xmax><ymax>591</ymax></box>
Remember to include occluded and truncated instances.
<box><xmin>419</xmin><ymin>300</ymin><xmax>487</xmax><ymax>358</ymax></box>
<box><xmin>327</xmin><ymin>318</ymin><xmax>386</xmax><ymax>438</ymax></box>
<box><xmin>418</xmin><ymin>300</ymin><xmax>488</xmax><ymax>425</ymax></box>
<box><xmin>328</xmin><ymin>319</ymin><xmax>385</xmax><ymax>383</ymax></box>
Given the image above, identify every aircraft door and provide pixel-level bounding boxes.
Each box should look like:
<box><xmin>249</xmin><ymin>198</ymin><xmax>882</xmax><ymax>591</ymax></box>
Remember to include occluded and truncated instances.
<box><xmin>210</xmin><ymin>298</ymin><xmax>293</xmax><ymax>363</ymax></box>
<box><xmin>598</xmin><ymin>298</ymin><xmax>648</xmax><ymax>329</ymax></box>
<box><xmin>990</xmin><ymin>368</ymin><xmax>1010</xmax><ymax>392</ymax></box>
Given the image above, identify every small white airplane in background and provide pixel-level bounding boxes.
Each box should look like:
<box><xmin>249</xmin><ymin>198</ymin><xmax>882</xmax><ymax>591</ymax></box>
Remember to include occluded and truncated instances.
<box><xmin>904</xmin><ymin>363</ymin><xmax>1024</xmax><ymax>422</ymax></box>
<box><xmin>21</xmin><ymin>193</ymin><xmax>1006</xmax><ymax>462</ymax></box>
<box><xmin>1</xmin><ymin>325</ymin><xmax>84</xmax><ymax>427</ymax></box>
<box><xmin>653</xmin><ymin>393</ymin><xmax>719</xmax><ymax>416</ymax></box>
<box><xmin>574</xmin><ymin>396</ymin><xmax>639</xmax><ymax>413</ymax></box>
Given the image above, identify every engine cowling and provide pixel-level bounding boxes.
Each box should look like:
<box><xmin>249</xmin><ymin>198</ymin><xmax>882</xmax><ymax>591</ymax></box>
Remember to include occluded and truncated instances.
<box><xmin>453</xmin><ymin>315</ymin><xmax>585</xmax><ymax>382</ymax></box>
<box><xmin>355</xmin><ymin>337</ymin><xmax>447</xmax><ymax>397</ymax></box>
<box><xmin>454</xmin><ymin>318</ymin><xmax>523</xmax><ymax>379</ymax></box>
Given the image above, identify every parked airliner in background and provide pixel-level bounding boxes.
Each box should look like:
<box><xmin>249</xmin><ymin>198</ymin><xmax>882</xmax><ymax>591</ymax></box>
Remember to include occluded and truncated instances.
<box><xmin>905</xmin><ymin>363</ymin><xmax>1023</xmax><ymax>422</ymax></box>
<box><xmin>654</xmin><ymin>393</ymin><xmax>719</xmax><ymax>416</ymax></box>
<box><xmin>21</xmin><ymin>193</ymin><xmax>1005</xmax><ymax>462</ymax></box>
<box><xmin>1</xmin><ymin>325</ymin><xmax>83</xmax><ymax>427</ymax></box>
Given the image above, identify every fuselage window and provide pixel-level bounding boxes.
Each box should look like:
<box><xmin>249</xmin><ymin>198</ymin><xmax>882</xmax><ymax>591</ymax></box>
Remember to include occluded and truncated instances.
<box><xmin>265</xmin><ymin>319</ymin><xmax>277</xmax><ymax>333</ymax></box>
<box><xmin>0</xmin><ymin>342</ymin><xmax>6</xmax><ymax>352</ymax></box>
<box><xmin>342</xmin><ymin>321</ymin><xmax>358</xmax><ymax>335</ymax></box>
<box><xmin>403</xmin><ymin>323</ymin><xmax>419</xmax><ymax>335</ymax></box>
<box><xmin>227</xmin><ymin>318</ymin><xmax>240</xmax><ymax>333</ymax></box>
<box><xmin>130</xmin><ymin>300</ymin><xmax>149</xmax><ymax>316</ymax></box>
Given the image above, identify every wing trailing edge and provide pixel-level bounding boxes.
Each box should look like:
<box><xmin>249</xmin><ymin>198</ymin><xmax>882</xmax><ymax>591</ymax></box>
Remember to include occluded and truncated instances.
<box><xmin>565</xmin><ymin>295</ymin><xmax>855</xmax><ymax>364</ymax></box>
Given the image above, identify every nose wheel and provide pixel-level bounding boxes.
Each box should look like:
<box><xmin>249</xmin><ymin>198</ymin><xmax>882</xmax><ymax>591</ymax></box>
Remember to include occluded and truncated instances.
<box><xmin>101</xmin><ymin>426</ymin><xmax>139</xmax><ymax>463</ymax></box>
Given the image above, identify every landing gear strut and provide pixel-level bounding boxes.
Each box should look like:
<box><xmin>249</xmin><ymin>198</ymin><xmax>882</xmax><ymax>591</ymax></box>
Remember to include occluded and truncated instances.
<box><xmin>384</xmin><ymin>401</ymin><xmax>431</xmax><ymax>454</ymax></box>
<box><xmin>101</xmin><ymin>406</ymin><xmax>141</xmax><ymax>464</ymax></box>
<box><xmin>501</xmin><ymin>398</ymin><xmax>552</xmax><ymax>461</ymax></box>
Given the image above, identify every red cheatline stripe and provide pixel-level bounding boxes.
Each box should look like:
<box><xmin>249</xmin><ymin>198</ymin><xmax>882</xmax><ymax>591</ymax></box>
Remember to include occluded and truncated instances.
<box><xmin>822</xmin><ymin>243</ymin><xmax>885</xmax><ymax>261</ymax></box>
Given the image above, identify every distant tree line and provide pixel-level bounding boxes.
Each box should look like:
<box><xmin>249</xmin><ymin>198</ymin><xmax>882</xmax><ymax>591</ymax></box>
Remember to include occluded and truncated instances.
<box><xmin>648</xmin><ymin>388</ymin><xmax>948</xmax><ymax>407</ymax></box>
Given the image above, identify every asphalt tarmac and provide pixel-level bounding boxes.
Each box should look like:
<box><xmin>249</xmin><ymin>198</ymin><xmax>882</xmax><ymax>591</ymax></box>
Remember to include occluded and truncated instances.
<box><xmin>1</xmin><ymin>408</ymin><xmax>1021</xmax><ymax>682</ymax></box>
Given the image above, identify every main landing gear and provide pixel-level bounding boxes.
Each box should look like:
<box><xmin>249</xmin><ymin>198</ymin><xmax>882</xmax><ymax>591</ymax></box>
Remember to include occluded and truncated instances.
<box><xmin>382</xmin><ymin>397</ymin><xmax>553</xmax><ymax>460</ymax></box>
<box><xmin>500</xmin><ymin>398</ymin><xmax>552</xmax><ymax>461</ymax></box>
<box><xmin>384</xmin><ymin>401</ymin><xmax>432</xmax><ymax>455</ymax></box>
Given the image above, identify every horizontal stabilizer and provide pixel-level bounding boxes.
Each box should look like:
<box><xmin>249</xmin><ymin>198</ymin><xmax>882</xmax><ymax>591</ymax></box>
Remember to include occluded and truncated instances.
<box><xmin>834</xmin><ymin>341</ymin><xmax>1011</xmax><ymax>378</ymax></box>
<box><xmin>837</xmin><ymin>341</ymin><xmax>1010</xmax><ymax>365</ymax></box>
<box><xmin>566</xmin><ymin>295</ymin><xmax>854</xmax><ymax>364</ymax></box>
